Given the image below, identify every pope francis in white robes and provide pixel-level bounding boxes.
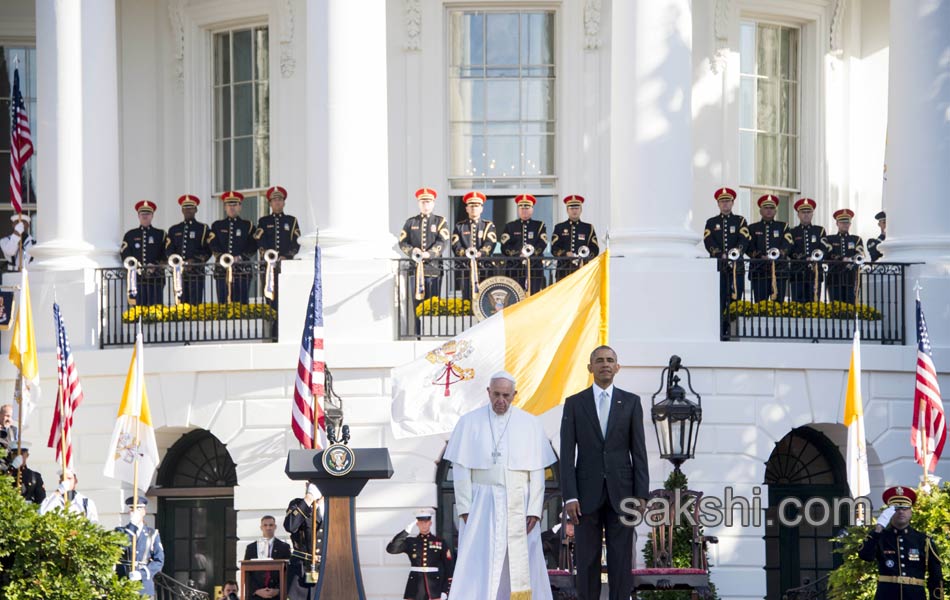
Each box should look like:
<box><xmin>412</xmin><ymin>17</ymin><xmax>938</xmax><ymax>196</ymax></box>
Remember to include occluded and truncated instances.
<box><xmin>444</xmin><ymin>371</ymin><xmax>557</xmax><ymax>600</ymax></box>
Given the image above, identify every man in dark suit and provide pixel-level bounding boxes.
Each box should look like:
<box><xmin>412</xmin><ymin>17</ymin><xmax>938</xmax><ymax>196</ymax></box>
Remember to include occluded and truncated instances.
<box><xmin>243</xmin><ymin>515</ymin><xmax>292</xmax><ymax>599</ymax></box>
<box><xmin>560</xmin><ymin>345</ymin><xmax>650</xmax><ymax>600</ymax></box>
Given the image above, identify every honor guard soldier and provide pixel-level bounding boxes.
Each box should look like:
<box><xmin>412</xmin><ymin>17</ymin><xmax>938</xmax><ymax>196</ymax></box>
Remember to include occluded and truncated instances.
<box><xmin>500</xmin><ymin>194</ymin><xmax>548</xmax><ymax>295</ymax></box>
<box><xmin>116</xmin><ymin>496</ymin><xmax>165</xmax><ymax>598</ymax></box>
<box><xmin>1</xmin><ymin>213</ymin><xmax>35</xmax><ymax>271</ymax></box>
<box><xmin>859</xmin><ymin>486</ymin><xmax>944</xmax><ymax>600</ymax></box>
<box><xmin>451</xmin><ymin>191</ymin><xmax>497</xmax><ymax>301</ymax></box>
<box><xmin>254</xmin><ymin>185</ymin><xmax>301</xmax><ymax>259</ymax></box>
<box><xmin>399</xmin><ymin>187</ymin><xmax>450</xmax><ymax>318</ymax></box>
<box><xmin>825</xmin><ymin>209</ymin><xmax>865</xmax><ymax>305</ymax></box>
<box><xmin>165</xmin><ymin>195</ymin><xmax>213</xmax><ymax>305</ymax></box>
<box><xmin>210</xmin><ymin>191</ymin><xmax>257</xmax><ymax>304</ymax></box>
<box><xmin>746</xmin><ymin>195</ymin><xmax>793</xmax><ymax>303</ymax></box>
<box><xmin>788</xmin><ymin>198</ymin><xmax>831</xmax><ymax>303</ymax></box>
<box><xmin>386</xmin><ymin>508</ymin><xmax>454</xmax><ymax>600</ymax></box>
<box><xmin>703</xmin><ymin>187</ymin><xmax>752</xmax><ymax>311</ymax></box>
<box><xmin>550</xmin><ymin>194</ymin><xmax>600</xmax><ymax>282</ymax></box>
<box><xmin>867</xmin><ymin>211</ymin><xmax>886</xmax><ymax>262</ymax></box>
<box><xmin>284</xmin><ymin>484</ymin><xmax>325</xmax><ymax>600</ymax></box>
<box><xmin>10</xmin><ymin>441</ymin><xmax>45</xmax><ymax>504</ymax></box>
<box><xmin>120</xmin><ymin>201</ymin><xmax>167</xmax><ymax>306</ymax></box>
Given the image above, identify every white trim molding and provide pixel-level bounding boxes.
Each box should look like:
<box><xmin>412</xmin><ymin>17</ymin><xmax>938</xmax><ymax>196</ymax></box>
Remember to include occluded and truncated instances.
<box><xmin>829</xmin><ymin>0</ymin><xmax>847</xmax><ymax>57</ymax></box>
<box><xmin>711</xmin><ymin>0</ymin><xmax>731</xmax><ymax>74</ymax></box>
<box><xmin>279</xmin><ymin>0</ymin><xmax>296</xmax><ymax>77</ymax></box>
<box><xmin>405</xmin><ymin>0</ymin><xmax>422</xmax><ymax>51</ymax></box>
<box><xmin>583</xmin><ymin>0</ymin><xmax>602</xmax><ymax>50</ymax></box>
<box><xmin>168</xmin><ymin>0</ymin><xmax>186</xmax><ymax>88</ymax></box>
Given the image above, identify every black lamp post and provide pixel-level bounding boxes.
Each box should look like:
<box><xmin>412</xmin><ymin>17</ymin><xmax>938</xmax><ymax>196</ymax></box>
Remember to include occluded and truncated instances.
<box><xmin>651</xmin><ymin>355</ymin><xmax>703</xmax><ymax>474</ymax></box>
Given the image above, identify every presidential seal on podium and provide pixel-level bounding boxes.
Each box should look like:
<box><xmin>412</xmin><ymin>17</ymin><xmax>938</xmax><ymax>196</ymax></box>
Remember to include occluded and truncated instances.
<box><xmin>322</xmin><ymin>443</ymin><xmax>356</xmax><ymax>477</ymax></box>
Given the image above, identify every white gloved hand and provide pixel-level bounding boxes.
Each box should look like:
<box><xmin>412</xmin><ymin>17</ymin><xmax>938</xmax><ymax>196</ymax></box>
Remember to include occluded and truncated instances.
<box><xmin>128</xmin><ymin>571</ymin><xmax>142</xmax><ymax>581</ymax></box>
<box><xmin>11</xmin><ymin>455</ymin><xmax>23</xmax><ymax>470</ymax></box>
<box><xmin>441</xmin><ymin>594</ymin><xmax>448</xmax><ymax>600</ymax></box>
<box><xmin>876</xmin><ymin>506</ymin><xmax>896</xmax><ymax>528</ymax></box>
<box><xmin>13</xmin><ymin>222</ymin><xmax>24</xmax><ymax>234</ymax></box>
<box><xmin>405</xmin><ymin>520</ymin><xmax>416</xmax><ymax>534</ymax></box>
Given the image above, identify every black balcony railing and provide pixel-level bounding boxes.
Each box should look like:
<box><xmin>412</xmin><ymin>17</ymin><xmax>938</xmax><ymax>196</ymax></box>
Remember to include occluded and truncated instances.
<box><xmin>395</xmin><ymin>255</ymin><xmax>588</xmax><ymax>340</ymax></box>
<box><xmin>98</xmin><ymin>261</ymin><xmax>279</xmax><ymax>348</ymax></box>
<box><xmin>155</xmin><ymin>573</ymin><xmax>210</xmax><ymax>600</ymax></box>
<box><xmin>718</xmin><ymin>258</ymin><xmax>908</xmax><ymax>343</ymax></box>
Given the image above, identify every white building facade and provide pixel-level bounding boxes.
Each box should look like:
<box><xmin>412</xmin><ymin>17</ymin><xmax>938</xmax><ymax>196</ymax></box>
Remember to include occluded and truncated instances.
<box><xmin>1</xmin><ymin>0</ymin><xmax>948</xmax><ymax>598</ymax></box>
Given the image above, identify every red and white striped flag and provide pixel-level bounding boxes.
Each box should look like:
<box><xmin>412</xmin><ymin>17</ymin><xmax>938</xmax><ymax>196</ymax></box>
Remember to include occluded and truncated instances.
<box><xmin>9</xmin><ymin>64</ymin><xmax>33</xmax><ymax>214</ymax></box>
<box><xmin>912</xmin><ymin>291</ymin><xmax>946</xmax><ymax>472</ymax></box>
<box><xmin>292</xmin><ymin>247</ymin><xmax>327</xmax><ymax>449</ymax></box>
<box><xmin>48</xmin><ymin>303</ymin><xmax>84</xmax><ymax>470</ymax></box>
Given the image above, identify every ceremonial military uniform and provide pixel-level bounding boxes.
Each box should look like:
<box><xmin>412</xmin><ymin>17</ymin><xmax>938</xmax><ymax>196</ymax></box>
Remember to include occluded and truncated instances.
<box><xmin>165</xmin><ymin>195</ymin><xmax>213</xmax><ymax>305</ymax></box>
<box><xmin>399</xmin><ymin>188</ymin><xmax>450</xmax><ymax>326</ymax></box>
<box><xmin>500</xmin><ymin>194</ymin><xmax>548</xmax><ymax>295</ymax></box>
<box><xmin>858</xmin><ymin>486</ymin><xmax>944</xmax><ymax>600</ymax></box>
<box><xmin>867</xmin><ymin>211</ymin><xmax>887</xmax><ymax>262</ymax></box>
<box><xmin>550</xmin><ymin>195</ymin><xmax>600</xmax><ymax>281</ymax></box>
<box><xmin>116</xmin><ymin>497</ymin><xmax>165</xmax><ymax>598</ymax></box>
<box><xmin>788</xmin><ymin>198</ymin><xmax>831</xmax><ymax>303</ymax></box>
<box><xmin>210</xmin><ymin>191</ymin><xmax>257</xmax><ymax>304</ymax></box>
<box><xmin>703</xmin><ymin>187</ymin><xmax>752</xmax><ymax>310</ymax></box>
<box><xmin>746</xmin><ymin>195</ymin><xmax>793</xmax><ymax>303</ymax></box>
<box><xmin>386</xmin><ymin>511</ymin><xmax>454</xmax><ymax>600</ymax></box>
<box><xmin>15</xmin><ymin>466</ymin><xmax>45</xmax><ymax>504</ymax></box>
<box><xmin>284</xmin><ymin>495</ymin><xmax>325</xmax><ymax>600</ymax></box>
<box><xmin>825</xmin><ymin>209</ymin><xmax>865</xmax><ymax>305</ymax></box>
<box><xmin>451</xmin><ymin>191</ymin><xmax>497</xmax><ymax>301</ymax></box>
<box><xmin>254</xmin><ymin>186</ymin><xmax>302</xmax><ymax>259</ymax></box>
<box><xmin>120</xmin><ymin>201</ymin><xmax>167</xmax><ymax>306</ymax></box>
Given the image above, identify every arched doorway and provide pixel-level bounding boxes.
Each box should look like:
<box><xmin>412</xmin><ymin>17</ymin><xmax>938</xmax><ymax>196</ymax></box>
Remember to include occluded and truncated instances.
<box><xmin>436</xmin><ymin>458</ymin><xmax>562</xmax><ymax>555</ymax></box>
<box><xmin>764</xmin><ymin>426</ymin><xmax>849</xmax><ymax>599</ymax></box>
<box><xmin>154</xmin><ymin>430</ymin><xmax>238</xmax><ymax>596</ymax></box>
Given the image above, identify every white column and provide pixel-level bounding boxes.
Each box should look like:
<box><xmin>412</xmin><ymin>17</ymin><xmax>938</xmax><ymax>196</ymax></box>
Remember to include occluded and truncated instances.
<box><xmin>609</xmin><ymin>0</ymin><xmax>700</xmax><ymax>257</ymax></box>
<box><xmin>31</xmin><ymin>0</ymin><xmax>120</xmax><ymax>270</ymax></box>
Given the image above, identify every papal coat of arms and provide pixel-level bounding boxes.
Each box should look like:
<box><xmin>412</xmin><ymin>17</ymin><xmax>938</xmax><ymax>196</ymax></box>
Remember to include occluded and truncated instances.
<box><xmin>426</xmin><ymin>339</ymin><xmax>475</xmax><ymax>397</ymax></box>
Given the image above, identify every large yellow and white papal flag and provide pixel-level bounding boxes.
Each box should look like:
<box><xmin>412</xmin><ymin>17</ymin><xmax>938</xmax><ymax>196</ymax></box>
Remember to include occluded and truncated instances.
<box><xmin>9</xmin><ymin>267</ymin><xmax>41</xmax><ymax>427</ymax></box>
<box><xmin>391</xmin><ymin>252</ymin><xmax>609</xmax><ymax>438</ymax></box>
<box><xmin>844</xmin><ymin>326</ymin><xmax>870</xmax><ymax>498</ymax></box>
<box><xmin>103</xmin><ymin>328</ymin><xmax>160</xmax><ymax>490</ymax></box>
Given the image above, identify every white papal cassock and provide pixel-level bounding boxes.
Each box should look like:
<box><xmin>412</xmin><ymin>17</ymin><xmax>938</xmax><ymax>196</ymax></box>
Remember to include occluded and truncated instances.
<box><xmin>445</xmin><ymin>405</ymin><xmax>557</xmax><ymax>600</ymax></box>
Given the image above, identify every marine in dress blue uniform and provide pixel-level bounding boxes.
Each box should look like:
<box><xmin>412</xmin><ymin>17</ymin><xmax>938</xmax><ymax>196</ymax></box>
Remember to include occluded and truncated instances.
<box><xmin>703</xmin><ymin>187</ymin><xmax>752</xmax><ymax>314</ymax></box>
<box><xmin>115</xmin><ymin>496</ymin><xmax>165</xmax><ymax>598</ymax></box>
<box><xmin>120</xmin><ymin>201</ymin><xmax>167</xmax><ymax>306</ymax></box>
<box><xmin>500</xmin><ymin>194</ymin><xmax>548</xmax><ymax>295</ymax></box>
<box><xmin>450</xmin><ymin>191</ymin><xmax>497</xmax><ymax>302</ymax></box>
<box><xmin>824</xmin><ymin>209</ymin><xmax>865</xmax><ymax>305</ymax></box>
<box><xmin>867</xmin><ymin>211</ymin><xmax>886</xmax><ymax>262</ymax></box>
<box><xmin>746</xmin><ymin>195</ymin><xmax>793</xmax><ymax>303</ymax></box>
<box><xmin>386</xmin><ymin>509</ymin><xmax>454</xmax><ymax>600</ymax></box>
<box><xmin>788</xmin><ymin>198</ymin><xmax>831</xmax><ymax>303</ymax></box>
<box><xmin>165</xmin><ymin>195</ymin><xmax>213</xmax><ymax>305</ymax></box>
<box><xmin>210</xmin><ymin>191</ymin><xmax>257</xmax><ymax>304</ymax></box>
<box><xmin>858</xmin><ymin>486</ymin><xmax>944</xmax><ymax>600</ymax></box>
<box><xmin>550</xmin><ymin>194</ymin><xmax>600</xmax><ymax>281</ymax></box>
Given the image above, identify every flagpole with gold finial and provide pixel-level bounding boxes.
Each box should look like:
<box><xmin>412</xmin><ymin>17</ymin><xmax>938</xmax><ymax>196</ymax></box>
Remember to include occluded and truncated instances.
<box><xmin>56</xmin><ymin>381</ymin><xmax>70</xmax><ymax>509</ymax></box>
<box><xmin>14</xmin><ymin>372</ymin><xmax>23</xmax><ymax>489</ymax></box>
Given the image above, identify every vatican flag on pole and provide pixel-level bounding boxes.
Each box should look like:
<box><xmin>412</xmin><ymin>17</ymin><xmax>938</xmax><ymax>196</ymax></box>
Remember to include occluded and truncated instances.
<box><xmin>103</xmin><ymin>328</ymin><xmax>160</xmax><ymax>491</ymax></box>
<box><xmin>843</xmin><ymin>326</ymin><xmax>870</xmax><ymax>498</ymax></box>
<box><xmin>9</xmin><ymin>267</ymin><xmax>41</xmax><ymax>427</ymax></box>
<box><xmin>391</xmin><ymin>252</ymin><xmax>609</xmax><ymax>439</ymax></box>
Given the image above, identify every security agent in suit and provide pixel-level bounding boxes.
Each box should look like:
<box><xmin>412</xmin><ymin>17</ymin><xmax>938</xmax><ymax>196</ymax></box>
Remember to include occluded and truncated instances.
<box><xmin>500</xmin><ymin>194</ymin><xmax>548</xmax><ymax>295</ymax></box>
<box><xmin>283</xmin><ymin>484</ymin><xmax>325</xmax><ymax>600</ymax></box>
<box><xmin>450</xmin><ymin>191</ymin><xmax>497</xmax><ymax>302</ymax></box>
<box><xmin>746</xmin><ymin>194</ymin><xmax>793</xmax><ymax>303</ymax></box>
<box><xmin>210</xmin><ymin>191</ymin><xmax>257</xmax><ymax>304</ymax></box>
<box><xmin>399</xmin><ymin>187</ymin><xmax>450</xmax><ymax>316</ymax></box>
<box><xmin>788</xmin><ymin>198</ymin><xmax>831</xmax><ymax>303</ymax></box>
<box><xmin>824</xmin><ymin>209</ymin><xmax>865</xmax><ymax>305</ymax></box>
<box><xmin>243</xmin><ymin>515</ymin><xmax>292</xmax><ymax>599</ymax></box>
<box><xmin>550</xmin><ymin>194</ymin><xmax>600</xmax><ymax>282</ymax></box>
<box><xmin>166</xmin><ymin>195</ymin><xmax>213</xmax><ymax>305</ymax></box>
<box><xmin>867</xmin><ymin>211</ymin><xmax>886</xmax><ymax>262</ymax></box>
<box><xmin>703</xmin><ymin>187</ymin><xmax>752</xmax><ymax>308</ymax></box>
<box><xmin>9</xmin><ymin>441</ymin><xmax>45</xmax><ymax>504</ymax></box>
<box><xmin>115</xmin><ymin>496</ymin><xmax>165</xmax><ymax>598</ymax></box>
<box><xmin>120</xmin><ymin>201</ymin><xmax>167</xmax><ymax>306</ymax></box>
<box><xmin>560</xmin><ymin>345</ymin><xmax>650</xmax><ymax>600</ymax></box>
<box><xmin>386</xmin><ymin>509</ymin><xmax>454</xmax><ymax>600</ymax></box>
<box><xmin>858</xmin><ymin>486</ymin><xmax>944</xmax><ymax>600</ymax></box>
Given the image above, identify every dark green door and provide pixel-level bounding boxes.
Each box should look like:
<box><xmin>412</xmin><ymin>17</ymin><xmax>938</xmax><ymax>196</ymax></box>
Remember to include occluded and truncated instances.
<box><xmin>158</xmin><ymin>497</ymin><xmax>238</xmax><ymax>596</ymax></box>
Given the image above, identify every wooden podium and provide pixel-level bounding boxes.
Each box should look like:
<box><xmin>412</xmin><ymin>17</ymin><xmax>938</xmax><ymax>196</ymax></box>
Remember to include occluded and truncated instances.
<box><xmin>239</xmin><ymin>559</ymin><xmax>288</xmax><ymax>600</ymax></box>
<box><xmin>285</xmin><ymin>447</ymin><xmax>393</xmax><ymax>600</ymax></box>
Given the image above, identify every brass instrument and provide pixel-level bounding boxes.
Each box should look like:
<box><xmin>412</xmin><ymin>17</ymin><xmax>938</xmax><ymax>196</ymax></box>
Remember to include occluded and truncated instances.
<box><xmin>727</xmin><ymin>248</ymin><xmax>742</xmax><ymax>300</ymax></box>
<box><xmin>123</xmin><ymin>256</ymin><xmax>140</xmax><ymax>306</ymax></box>
<box><xmin>411</xmin><ymin>248</ymin><xmax>425</xmax><ymax>301</ymax></box>
<box><xmin>572</xmin><ymin>245</ymin><xmax>591</xmax><ymax>267</ymax></box>
<box><xmin>853</xmin><ymin>252</ymin><xmax>867</xmax><ymax>302</ymax></box>
<box><xmin>521</xmin><ymin>244</ymin><xmax>535</xmax><ymax>296</ymax></box>
<box><xmin>263</xmin><ymin>249</ymin><xmax>279</xmax><ymax>301</ymax></box>
<box><xmin>465</xmin><ymin>246</ymin><xmax>480</xmax><ymax>295</ymax></box>
<box><xmin>167</xmin><ymin>254</ymin><xmax>184</xmax><ymax>304</ymax></box>
<box><xmin>766</xmin><ymin>248</ymin><xmax>781</xmax><ymax>301</ymax></box>
<box><xmin>809</xmin><ymin>249</ymin><xmax>824</xmax><ymax>303</ymax></box>
<box><xmin>219</xmin><ymin>253</ymin><xmax>235</xmax><ymax>304</ymax></box>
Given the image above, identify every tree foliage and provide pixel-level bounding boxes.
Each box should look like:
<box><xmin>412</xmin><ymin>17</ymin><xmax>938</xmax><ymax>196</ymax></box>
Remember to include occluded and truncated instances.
<box><xmin>0</xmin><ymin>474</ymin><xmax>140</xmax><ymax>600</ymax></box>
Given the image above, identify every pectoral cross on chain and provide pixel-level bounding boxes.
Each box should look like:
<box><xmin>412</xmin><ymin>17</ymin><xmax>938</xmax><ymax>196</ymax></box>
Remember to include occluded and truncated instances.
<box><xmin>492</xmin><ymin>450</ymin><xmax>502</xmax><ymax>464</ymax></box>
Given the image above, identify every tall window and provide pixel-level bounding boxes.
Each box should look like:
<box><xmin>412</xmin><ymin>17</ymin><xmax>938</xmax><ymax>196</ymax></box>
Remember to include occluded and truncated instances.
<box><xmin>739</xmin><ymin>22</ymin><xmax>799</xmax><ymax>222</ymax></box>
<box><xmin>448</xmin><ymin>10</ymin><xmax>556</xmax><ymax>191</ymax></box>
<box><xmin>213</xmin><ymin>26</ymin><xmax>269</xmax><ymax>221</ymax></box>
<box><xmin>1</xmin><ymin>47</ymin><xmax>38</xmax><ymax>212</ymax></box>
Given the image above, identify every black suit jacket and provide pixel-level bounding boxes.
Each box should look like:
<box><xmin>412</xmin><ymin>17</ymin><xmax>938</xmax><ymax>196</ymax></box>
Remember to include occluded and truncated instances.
<box><xmin>243</xmin><ymin>538</ymin><xmax>291</xmax><ymax>592</ymax></box>
<box><xmin>559</xmin><ymin>386</ymin><xmax>650</xmax><ymax>514</ymax></box>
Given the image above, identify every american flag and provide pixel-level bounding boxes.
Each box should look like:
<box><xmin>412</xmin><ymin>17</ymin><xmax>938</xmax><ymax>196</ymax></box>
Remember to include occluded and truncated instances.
<box><xmin>48</xmin><ymin>303</ymin><xmax>84</xmax><ymax>470</ymax></box>
<box><xmin>9</xmin><ymin>65</ymin><xmax>34</xmax><ymax>214</ymax></box>
<box><xmin>911</xmin><ymin>292</ymin><xmax>946</xmax><ymax>472</ymax></box>
<box><xmin>292</xmin><ymin>246</ymin><xmax>327</xmax><ymax>449</ymax></box>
